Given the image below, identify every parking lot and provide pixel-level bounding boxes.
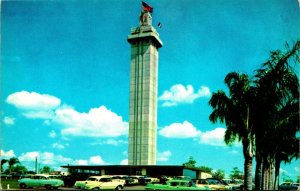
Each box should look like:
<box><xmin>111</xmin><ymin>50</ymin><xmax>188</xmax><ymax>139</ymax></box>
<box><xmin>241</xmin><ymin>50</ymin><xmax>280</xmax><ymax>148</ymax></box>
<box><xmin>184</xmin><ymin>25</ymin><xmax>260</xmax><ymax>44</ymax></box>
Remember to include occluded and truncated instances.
<box><xmin>0</xmin><ymin>179</ymin><xmax>146</xmax><ymax>190</ymax></box>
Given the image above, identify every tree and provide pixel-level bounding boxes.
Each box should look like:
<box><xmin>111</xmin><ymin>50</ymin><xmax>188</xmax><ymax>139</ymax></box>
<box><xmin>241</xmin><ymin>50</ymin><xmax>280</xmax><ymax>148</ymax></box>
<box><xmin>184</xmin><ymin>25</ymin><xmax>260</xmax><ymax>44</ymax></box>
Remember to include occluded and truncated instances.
<box><xmin>39</xmin><ymin>166</ymin><xmax>53</xmax><ymax>174</ymax></box>
<box><xmin>182</xmin><ymin>156</ymin><xmax>197</xmax><ymax>168</ymax></box>
<box><xmin>8</xmin><ymin>157</ymin><xmax>20</xmax><ymax>174</ymax></box>
<box><xmin>11</xmin><ymin>165</ymin><xmax>28</xmax><ymax>174</ymax></box>
<box><xmin>212</xmin><ymin>169</ymin><xmax>225</xmax><ymax>179</ymax></box>
<box><xmin>209</xmin><ymin>72</ymin><xmax>255</xmax><ymax>190</ymax></box>
<box><xmin>1</xmin><ymin>159</ymin><xmax>8</xmax><ymax>173</ymax></box>
<box><xmin>198</xmin><ymin>166</ymin><xmax>212</xmax><ymax>173</ymax></box>
<box><xmin>230</xmin><ymin>167</ymin><xmax>243</xmax><ymax>180</ymax></box>
<box><xmin>253</xmin><ymin>40</ymin><xmax>300</xmax><ymax>190</ymax></box>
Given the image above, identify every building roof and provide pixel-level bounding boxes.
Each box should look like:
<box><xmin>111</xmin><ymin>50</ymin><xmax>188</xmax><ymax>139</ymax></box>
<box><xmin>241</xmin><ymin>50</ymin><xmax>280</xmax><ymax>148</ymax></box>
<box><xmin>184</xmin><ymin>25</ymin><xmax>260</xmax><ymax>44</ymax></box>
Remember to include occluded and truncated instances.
<box><xmin>61</xmin><ymin>165</ymin><xmax>198</xmax><ymax>171</ymax></box>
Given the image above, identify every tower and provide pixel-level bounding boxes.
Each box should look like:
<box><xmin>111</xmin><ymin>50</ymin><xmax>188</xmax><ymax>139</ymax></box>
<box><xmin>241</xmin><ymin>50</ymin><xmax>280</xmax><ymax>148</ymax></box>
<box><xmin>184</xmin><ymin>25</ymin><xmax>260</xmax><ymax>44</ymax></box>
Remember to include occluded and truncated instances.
<box><xmin>127</xmin><ymin>4</ymin><xmax>163</xmax><ymax>165</ymax></box>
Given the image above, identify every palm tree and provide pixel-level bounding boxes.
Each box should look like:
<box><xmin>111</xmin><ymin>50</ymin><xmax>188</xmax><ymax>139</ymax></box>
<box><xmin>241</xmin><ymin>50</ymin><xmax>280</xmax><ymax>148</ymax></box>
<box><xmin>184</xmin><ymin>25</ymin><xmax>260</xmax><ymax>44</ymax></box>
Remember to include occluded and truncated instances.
<box><xmin>8</xmin><ymin>157</ymin><xmax>20</xmax><ymax>174</ymax></box>
<box><xmin>253</xmin><ymin>40</ymin><xmax>300</xmax><ymax>190</ymax></box>
<box><xmin>273</xmin><ymin>99</ymin><xmax>299</xmax><ymax>189</ymax></box>
<box><xmin>209</xmin><ymin>72</ymin><xmax>255</xmax><ymax>190</ymax></box>
<box><xmin>1</xmin><ymin>159</ymin><xmax>8</xmax><ymax>173</ymax></box>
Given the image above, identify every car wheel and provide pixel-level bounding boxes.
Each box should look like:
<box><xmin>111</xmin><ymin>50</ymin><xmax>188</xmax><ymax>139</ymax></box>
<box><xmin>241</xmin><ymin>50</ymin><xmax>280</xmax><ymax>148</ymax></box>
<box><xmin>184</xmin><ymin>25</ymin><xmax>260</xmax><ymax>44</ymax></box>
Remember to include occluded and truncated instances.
<box><xmin>92</xmin><ymin>187</ymin><xmax>99</xmax><ymax>190</ymax></box>
<box><xmin>19</xmin><ymin>183</ymin><xmax>27</xmax><ymax>189</ymax></box>
<box><xmin>45</xmin><ymin>185</ymin><xmax>52</xmax><ymax>189</ymax></box>
<box><xmin>115</xmin><ymin>185</ymin><xmax>122</xmax><ymax>190</ymax></box>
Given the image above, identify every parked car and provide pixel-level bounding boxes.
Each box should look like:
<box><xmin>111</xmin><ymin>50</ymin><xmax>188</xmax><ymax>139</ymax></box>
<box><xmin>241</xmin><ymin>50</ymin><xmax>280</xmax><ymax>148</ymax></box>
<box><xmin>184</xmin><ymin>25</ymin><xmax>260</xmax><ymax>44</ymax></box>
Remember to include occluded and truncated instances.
<box><xmin>18</xmin><ymin>174</ymin><xmax>64</xmax><ymax>189</ymax></box>
<box><xmin>224</xmin><ymin>178</ymin><xmax>247</xmax><ymax>190</ymax></box>
<box><xmin>192</xmin><ymin>179</ymin><xmax>212</xmax><ymax>190</ymax></box>
<box><xmin>145</xmin><ymin>179</ymin><xmax>208</xmax><ymax>190</ymax></box>
<box><xmin>291</xmin><ymin>183</ymin><xmax>300</xmax><ymax>190</ymax></box>
<box><xmin>74</xmin><ymin>176</ymin><xmax>101</xmax><ymax>189</ymax></box>
<box><xmin>74</xmin><ymin>175</ymin><xmax>124</xmax><ymax>190</ymax></box>
<box><xmin>137</xmin><ymin>175</ymin><xmax>159</xmax><ymax>185</ymax></box>
<box><xmin>0</xmin><ymin>173</ymin><xmax>12</xmax><ymax>179</ymax></box>
<box><xmin>193</xmin><ymin>178</ymin><xmax>229</xmax><ymax>190</ymax></box>
<box><xmin>279</xmin><ymin>182</ymin><xmax>300</xmax><ymax>190</ymax></box>
<box><xmin>111</xmin><ymin>175</ymin><xmax>127</xmax><ymax>185</ymax></box>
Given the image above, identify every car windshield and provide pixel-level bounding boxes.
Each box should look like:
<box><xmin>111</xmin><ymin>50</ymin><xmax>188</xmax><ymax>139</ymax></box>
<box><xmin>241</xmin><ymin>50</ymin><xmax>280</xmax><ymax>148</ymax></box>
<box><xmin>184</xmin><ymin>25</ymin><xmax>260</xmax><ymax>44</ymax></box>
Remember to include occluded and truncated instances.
<box><xmin>207</xmin><ymin>179</ymin><xmax>222</xmax><ymax>185</ymax></box>
<box><xmin>100</xmin><ymin>178</ymin><xmax>111</xmax><ymax>182</ymax></box>
<box><xmin>86</xmin><ymin>178</ymin><xmax>98</xmax><ymax>181</ymax></box>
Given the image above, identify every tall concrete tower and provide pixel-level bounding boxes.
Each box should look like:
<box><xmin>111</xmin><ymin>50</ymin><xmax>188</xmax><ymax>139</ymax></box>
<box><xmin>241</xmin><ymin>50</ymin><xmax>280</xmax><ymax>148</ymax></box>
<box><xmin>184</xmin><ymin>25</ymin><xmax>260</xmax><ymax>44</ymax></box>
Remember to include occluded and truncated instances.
<box><xmin>127</xmin><ymin>4</ymin><xmax>163</xmax><ymax>165</ymax></box>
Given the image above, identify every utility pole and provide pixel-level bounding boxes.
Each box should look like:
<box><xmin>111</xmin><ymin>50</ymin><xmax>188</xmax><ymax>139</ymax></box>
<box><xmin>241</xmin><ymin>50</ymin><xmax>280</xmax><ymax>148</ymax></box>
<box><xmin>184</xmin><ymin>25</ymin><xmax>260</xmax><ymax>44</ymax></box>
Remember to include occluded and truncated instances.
<box><xmin>35</xmin><ymin>157</ymin><xmax>38</xmax><ymax>174</ymax></box>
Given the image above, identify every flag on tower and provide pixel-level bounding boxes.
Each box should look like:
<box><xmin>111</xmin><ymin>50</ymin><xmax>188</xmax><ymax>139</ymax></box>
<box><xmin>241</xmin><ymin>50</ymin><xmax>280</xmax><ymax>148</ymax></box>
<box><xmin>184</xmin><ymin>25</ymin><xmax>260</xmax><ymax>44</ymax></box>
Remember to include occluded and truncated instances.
<box><xmin>142</xmin><ymin>1</ymin><xmax>153</xmax><ymax>13</ymax></box>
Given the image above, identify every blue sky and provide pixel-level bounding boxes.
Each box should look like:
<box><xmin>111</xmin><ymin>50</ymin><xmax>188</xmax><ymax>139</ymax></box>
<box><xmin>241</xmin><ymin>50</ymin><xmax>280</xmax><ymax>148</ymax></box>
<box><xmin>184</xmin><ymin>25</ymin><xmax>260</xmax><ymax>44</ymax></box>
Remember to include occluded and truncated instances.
<box><xmin>1</xmin><ymin>0</ymin><xmax>299</xmax><ymax>181</ymax></box>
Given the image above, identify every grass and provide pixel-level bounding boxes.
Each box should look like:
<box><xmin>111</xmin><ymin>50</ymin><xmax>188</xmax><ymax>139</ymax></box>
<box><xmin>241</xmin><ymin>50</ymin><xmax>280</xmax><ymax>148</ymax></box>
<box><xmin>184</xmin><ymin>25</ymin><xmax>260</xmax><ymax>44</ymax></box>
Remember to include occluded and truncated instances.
<box><xmin>0</xmin><ymin>178</ymin><xmax>19</xmax><ymax>189</ymax></box>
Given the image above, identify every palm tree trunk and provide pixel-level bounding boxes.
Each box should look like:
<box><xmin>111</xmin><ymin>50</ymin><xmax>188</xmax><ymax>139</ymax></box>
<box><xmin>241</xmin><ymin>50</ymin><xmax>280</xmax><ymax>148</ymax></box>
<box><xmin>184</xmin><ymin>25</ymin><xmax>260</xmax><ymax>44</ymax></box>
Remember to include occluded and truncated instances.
<box><xmin>269</xmin><ymin>162</ymin><xmax>274</xmax><ymax>190</ymax></box>
<box><xmin>244</xmin><ymin>156</ymin><xmax>253</xmax><ymax>190</ymax></box>
<box><xmin>262</xmin><ymin>160</ymin><xmax>269</xmax><ymax>190</ymax></box>
<box><xmin>254</xmin><ymin>155</ymin><xmax>262</xmax><ymax>190</ymax></box>
<box><xmin>261</xmin><ymin>158</ymin><xmax>265</xmax><ymax>190</ymax></box>
<box><xmin>244</xmin><ymin>106</ymin><xmax>253</xmax><ymax>190</ymax></box>
<box><xmin>274</xmin><ymin>158</ymin><xmax>281</xmax><ymax>190</ymax></box>
<box><xmin>243</xmin><ymin>138</ymin><xmax>253</xmax><ymax>190</ymax></box>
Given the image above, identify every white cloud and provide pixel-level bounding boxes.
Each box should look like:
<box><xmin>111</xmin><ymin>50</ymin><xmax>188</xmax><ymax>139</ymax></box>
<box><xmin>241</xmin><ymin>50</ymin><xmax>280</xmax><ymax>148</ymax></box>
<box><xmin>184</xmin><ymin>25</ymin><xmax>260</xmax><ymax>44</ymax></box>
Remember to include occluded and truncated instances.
<box><xmin>89</xmin><ymin>156</ymin><xmax>106</xmax><ymax>165</ymax></box>
<box><xmin>3</xmin><ymin>116</ymin><xmax>15</xmax><ymax>125</ymax></box>
<box><xmin>91</xmin><ymin>139</ymin><xmax>127</xmax><ymax>146</ymax></box>
<box><xmin>56</xmin><ymin>106</ymin><xmax>128</xmax><ymax>137</ymax></box>
<box><xmin>0</xmin><ymin>149</ymin><xmax>16</xmax><ymax>158</ymax></box>
<box><xmin>48</xmin><ymin>130</ymin><xmax>57</xmax><ymax>138</ymax></box>
<box><xmin>159</xmin><ymin>120</ymin><xmax>232</xmax><ymax>147</ymax></box>
<box><xmin>6</xmin><ymin>91</ymin><xmax>128</xmax><ymax>138</ymax></box>
<box><xmin>6</xmin><ymin>91</ymin><xmax>61</xmax><ymax>112</ymax></box>
<box><xmin>198</xmin><ymin>127</ymin><xmax>226</xmax><ymax>146</ymax></box>
<box><xmin>159</xmin><ymin>121</ymin><xmax>201</xmax><ymax>138</ymax></box>
<box><xmin>19</xmin><ymin>151</ymin><xmax>39</xmax><ymax>161</ymax></box>
<box><xmin>52</xmin><ymin>143</ymin><xmax>66</xmax><ymax>150</ymax></box>
<box><xmin>158</xmin><ymin>84</ymin><xmax>211</xmax><ymax>107</ymax></box>
<box><xmin>72</xmin><ymin>156</ymin><xmax>107</xmax><ymax>165</ymax></box>
<box><xmin>19</xmin><ymin>151</ymin><xmax>73</xmax><ymax>165</ymax></box>
<box><xmin>157</xmin><ymin>150</ymin><xmax>172</xmax><ymax>162</ymax></box>
<box><xmin>8</xmin><ymin>150</ymin><xmax>109</xmax><ymax>169</ymax></box>
<box><xmin>120</xmin><ymin>159</ymin><xmax>128</xmax><ymax>165</ymax></box>
<box><xmin>73</xmin><ymin>160</ymin><xmax>88</xmax><ymax>165</ymax></box>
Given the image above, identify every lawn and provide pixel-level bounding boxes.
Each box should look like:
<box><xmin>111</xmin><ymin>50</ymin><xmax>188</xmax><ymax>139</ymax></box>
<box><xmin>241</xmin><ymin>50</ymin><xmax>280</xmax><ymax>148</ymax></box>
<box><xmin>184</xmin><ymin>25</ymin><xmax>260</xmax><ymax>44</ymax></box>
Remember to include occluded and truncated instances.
<box><xmin>1</xmin><ymin>178</ymin><xmax>19</xmax><ymax>189</ymax></box>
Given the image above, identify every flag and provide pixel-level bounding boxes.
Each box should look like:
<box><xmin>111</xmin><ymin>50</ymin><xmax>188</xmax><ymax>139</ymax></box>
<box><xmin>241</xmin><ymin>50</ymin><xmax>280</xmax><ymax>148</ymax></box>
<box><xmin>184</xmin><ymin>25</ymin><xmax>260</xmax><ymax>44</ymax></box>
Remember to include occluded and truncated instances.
<box><xmin>142</xmin><ymin>1</ymin><xmax>153</xmax><ymax>13</ymax></box>
<box><xmin>157</xmin><ymin>22</ymin><xmax>162</xmax><ymax>28</ymax></box>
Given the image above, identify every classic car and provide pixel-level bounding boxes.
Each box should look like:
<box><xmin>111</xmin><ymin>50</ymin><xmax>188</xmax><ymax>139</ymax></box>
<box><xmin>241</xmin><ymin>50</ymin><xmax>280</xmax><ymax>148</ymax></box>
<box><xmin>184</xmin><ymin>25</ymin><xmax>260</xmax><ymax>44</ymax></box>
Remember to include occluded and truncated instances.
<box><xmin>145</xmin><ymin>179</ymin><xmax>209</xmax><ymax>190</ymax></box>
<box><xmin>18</xmin><ymin>174</ymin><xmax>64</xmax><ymax>189</ymax></box>
<box><xmin>193</xmin><ymin>178</ymin><xmax>230</xmax><ymax>190</ymax></box>
<box><xmin>74</xmin><ymin>175</ymin><xmax>124</xmax><ymax>190</ymax></box>
<box><xmin>279</xmin><ymin>182</ymin><xmax>300</xmax><ymax>190</ymax></box>
<box><xmin>223</xmin><ymin>178</ymin><xmax>243</xmax><ymax>189</ymax></box>
<box><xmin>137</xmin><ymin>176</ymin><xmax>160</xmax><ymax>185</ymax></box>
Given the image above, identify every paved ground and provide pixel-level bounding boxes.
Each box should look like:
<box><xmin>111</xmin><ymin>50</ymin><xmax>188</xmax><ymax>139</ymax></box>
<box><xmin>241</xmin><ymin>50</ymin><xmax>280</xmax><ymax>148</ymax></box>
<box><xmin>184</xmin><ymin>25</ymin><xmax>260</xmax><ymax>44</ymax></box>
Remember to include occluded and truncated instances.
<box><xmin>124</xmin><ymin>185</ymin><xmax>145</xmax><ymax>190</ymax></box>
<box><xmin>59</xmin><ymin>185</ymin><xmax>145</xmax><ymax>190</ymax></box>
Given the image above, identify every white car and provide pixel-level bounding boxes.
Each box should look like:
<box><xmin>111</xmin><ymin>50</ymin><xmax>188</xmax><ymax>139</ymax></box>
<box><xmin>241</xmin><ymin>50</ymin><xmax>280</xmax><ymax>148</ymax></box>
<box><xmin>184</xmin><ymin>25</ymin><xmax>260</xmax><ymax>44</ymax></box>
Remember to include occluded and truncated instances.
<box><xmin>74</xmin><ymin>175</ymin><xmax>124</xmax><ymax>190</ymax></box>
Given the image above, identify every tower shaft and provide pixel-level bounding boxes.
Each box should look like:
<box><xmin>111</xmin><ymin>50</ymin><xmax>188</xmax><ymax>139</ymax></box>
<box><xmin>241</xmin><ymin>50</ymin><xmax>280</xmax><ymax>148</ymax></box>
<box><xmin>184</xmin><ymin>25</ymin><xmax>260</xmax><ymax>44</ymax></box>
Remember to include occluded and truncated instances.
<box><xmin>127</xmin><ymin>12</ymin><xmax>162</xmax><ymax>165</ymax></box>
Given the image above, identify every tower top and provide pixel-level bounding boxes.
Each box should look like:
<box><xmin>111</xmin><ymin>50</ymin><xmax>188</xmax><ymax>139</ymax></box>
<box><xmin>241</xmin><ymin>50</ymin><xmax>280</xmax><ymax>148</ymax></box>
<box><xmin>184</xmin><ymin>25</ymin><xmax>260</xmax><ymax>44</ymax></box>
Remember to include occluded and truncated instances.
<box><xmin>140</xmin><ymin>2</ymin><xmax>153</xmax><ymax>27</ymax></box>
<box><xmin>127</xmin><ymin>2</ymin><xmax>162</xmax><ymax>48</ymax></box>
